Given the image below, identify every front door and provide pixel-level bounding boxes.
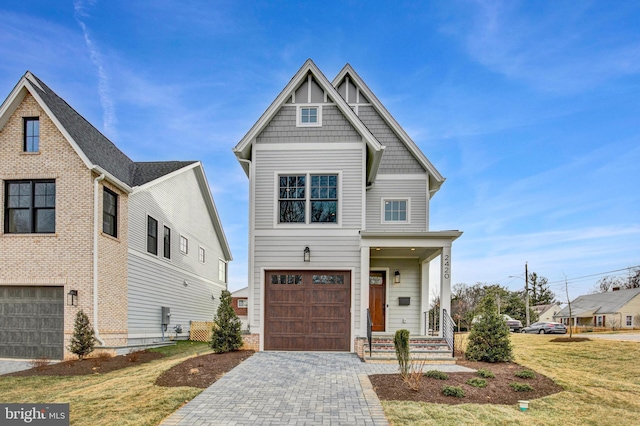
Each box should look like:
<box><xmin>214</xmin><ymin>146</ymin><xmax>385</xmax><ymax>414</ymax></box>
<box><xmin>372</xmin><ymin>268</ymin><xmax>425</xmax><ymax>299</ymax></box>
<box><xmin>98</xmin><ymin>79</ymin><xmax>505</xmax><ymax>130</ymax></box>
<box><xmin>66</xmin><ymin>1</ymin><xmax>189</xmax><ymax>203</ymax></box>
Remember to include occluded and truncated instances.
<box><xmin>369</xmin><ymin>271</ymin><xmax>386</xmax><ymax>331</ymax></box>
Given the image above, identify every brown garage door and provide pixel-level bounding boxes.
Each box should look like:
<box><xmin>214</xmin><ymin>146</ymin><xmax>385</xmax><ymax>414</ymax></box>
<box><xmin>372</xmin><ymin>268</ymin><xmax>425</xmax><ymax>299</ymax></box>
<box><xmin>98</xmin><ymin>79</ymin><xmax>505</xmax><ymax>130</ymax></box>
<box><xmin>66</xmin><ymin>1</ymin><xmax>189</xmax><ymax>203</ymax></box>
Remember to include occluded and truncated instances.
<box><xmin>0</xmin><ymin>286</ymin><xmax>64</xmax><ymax>359</ymax></box>
<box><xmin>265</xmin><ymin>270</ymin><xmax>351</xmax><ymax>351</ymax></box>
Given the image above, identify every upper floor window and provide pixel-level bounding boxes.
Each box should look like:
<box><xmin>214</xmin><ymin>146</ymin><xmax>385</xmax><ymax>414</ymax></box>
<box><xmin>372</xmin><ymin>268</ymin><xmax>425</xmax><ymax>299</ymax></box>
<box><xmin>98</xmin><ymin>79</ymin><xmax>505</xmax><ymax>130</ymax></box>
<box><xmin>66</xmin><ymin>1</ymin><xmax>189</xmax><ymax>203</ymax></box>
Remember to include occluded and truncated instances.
<box><xmin>199</xmin><ymin>246</ymin><xmax>205</xmax><ymax>263</ymax></box>
<box><xmin>279</xmin><ymin>174</ymin><xmax>338</xmax><ymax>224</ymax></box>
<box><xmin>103</xmin><ymin>188</ymin><xmax>117</xmax><ymax>237</ymax></box>
<box><xmin>279</xmin><ymin>175</ymin><xmax>306</xmax><ymax>223</ymax></box>
<box><xmin>310</xmin><ymin>175</ymin><xmax>337</xmax><ymax>223</ymax></box>
<box><xmin>383</xmin><ymin>199</ymin><xmax>408</xmax><ymax>223</ymax></box>
<box><xmin>163</xmin><ymin>226</ymin><xmax>171</xmax><ymax>259</ymax></box>
<box><xmin>297</xmin><ymin>106</ymin><xmax>321</xmax><ymax>127</ymax></box>
<box><xmin>237</xmin><ymin>299</ymin><xmax>248</xmax><ymax>308</ymax></box>
<box><xmin>180</xmin><ymin>235</ymin><xmax>188</xmax><ymax>254</ymax></box>
<box><xmin>147</xmin><ymin>216</ymin><xmax>158</xmax><ymax>255</ymax></box>
<box><xmin>23</xmin><ymin>117</ymin><xmax>40</xmax><ymax>152</ymax></box>
<box><xmin>218</xmin><ymin>259</ymin><xmax>226</xmax><ymax>282</ymax></box>
<box><xmin>4</xmin><ymin>180</ymin><xmax>55</xmax><ymax>233</ymax></box>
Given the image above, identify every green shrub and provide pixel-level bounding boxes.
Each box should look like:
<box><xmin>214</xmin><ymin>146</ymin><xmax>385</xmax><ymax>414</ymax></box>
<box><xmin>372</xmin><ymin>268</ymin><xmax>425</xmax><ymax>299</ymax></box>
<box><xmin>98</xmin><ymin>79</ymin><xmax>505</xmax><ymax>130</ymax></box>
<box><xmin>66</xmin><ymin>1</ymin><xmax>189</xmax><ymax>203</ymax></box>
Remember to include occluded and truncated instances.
<box><xmin>466</xmin><ymin>378</ymin><xmax>487</xmax><ymax>388</ymax></box>
<box><xmin>514</xmin><ymin>370</ymin><xmax>536</xmax><ymax>379</ymax></box>
<box><xmin>465</xmin><ymin>291</ymin><xmax>513</xmax><ymax>362</ymax></box>
<box><xmin>442</xmin><ymin>385</ymin><xmax>465</xmax><ymax>398</ymax></box>
<box><xmin>210</xmin><ymin>290</ymin><xmax>243</xmax><ymax>353</ymax></box>
<box><xmin>477</xmin><ymin>368</ymin><xmax>495</xmax><ymax>379</ymax></box>
<box><xmin>69</xmin><ymin>310</ymin><xmax>96</xmax><ymax>360</ymax></box>
<box><xmin>510</xmin><ymin>382</ymin><xmax>534</xmax><ymax>392</ymax></box>
<box><xmin>394</xmin><ymin>329</ymin><xmax>411</xmax><ymax>379</ymax></box>
<box><xmin>424</xmin><ymin>370</ymin><xmax>449</xmax><ymax>380</ymax></box>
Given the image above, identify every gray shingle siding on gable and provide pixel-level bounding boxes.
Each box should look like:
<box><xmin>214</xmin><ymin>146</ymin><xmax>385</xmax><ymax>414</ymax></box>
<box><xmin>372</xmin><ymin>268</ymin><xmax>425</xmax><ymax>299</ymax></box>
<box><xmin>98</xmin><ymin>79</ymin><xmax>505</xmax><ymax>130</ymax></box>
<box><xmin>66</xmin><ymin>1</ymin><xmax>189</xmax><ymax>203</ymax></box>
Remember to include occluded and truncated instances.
<box><xmin>358</xmin><ymin>106</ymin><xmax>424</xmax><ymax>174</ymax></box>
<box><xmin>256</xmin><ymin>105</ymin><xmax>362</xmax><ymax>144</ymax></box>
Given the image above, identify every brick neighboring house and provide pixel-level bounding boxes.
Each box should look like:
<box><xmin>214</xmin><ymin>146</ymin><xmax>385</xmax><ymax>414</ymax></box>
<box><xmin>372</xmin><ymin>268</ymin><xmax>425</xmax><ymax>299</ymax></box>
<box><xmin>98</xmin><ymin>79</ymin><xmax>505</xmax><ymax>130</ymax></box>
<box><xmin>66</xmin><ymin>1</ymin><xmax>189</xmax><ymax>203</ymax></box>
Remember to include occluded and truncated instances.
<box><xmin>231</xmin><ymin>287</ymin><xmax>249</xmax><ymax>331</ymax></box>
<box><xmin>0</xmin><ymin>72</ymin><xmax>231</xmax><ymax>360</ymax></box>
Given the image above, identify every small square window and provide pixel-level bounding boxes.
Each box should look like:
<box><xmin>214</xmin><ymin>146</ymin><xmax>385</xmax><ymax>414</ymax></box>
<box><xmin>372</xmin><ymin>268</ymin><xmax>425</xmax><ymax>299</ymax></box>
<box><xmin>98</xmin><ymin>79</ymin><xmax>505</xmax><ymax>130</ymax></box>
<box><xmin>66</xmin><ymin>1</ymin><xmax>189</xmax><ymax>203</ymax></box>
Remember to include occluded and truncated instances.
<box><xmin>383</xmin><ymin>199</ymin><xmax>408</xmax><ymax>223</ymax></box>
<box><xmin>199</xmin><ymin>246</ymin><xmax>205</xmax><ymax>263</ymax></box>
<box><xmin>297</xmin><ymin>106</ymin><xmax>321</xmax><ymax>127</ymax></box>
<box><xmin>237</xmin><ymin>299</ymin><xmax>248</xmax><ymax>308</ymax></box>
<box><xmin>180</xmin><ymin>235</ymin><xmax>188</xmax><ymax>254</ymax></box>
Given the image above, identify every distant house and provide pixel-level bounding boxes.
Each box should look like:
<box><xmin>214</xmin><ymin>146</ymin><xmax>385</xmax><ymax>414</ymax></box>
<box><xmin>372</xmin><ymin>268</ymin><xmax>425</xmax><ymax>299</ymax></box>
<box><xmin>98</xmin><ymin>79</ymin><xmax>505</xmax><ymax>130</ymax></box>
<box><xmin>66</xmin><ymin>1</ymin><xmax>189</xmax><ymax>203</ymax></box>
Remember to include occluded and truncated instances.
<box><xmin>230</xmin><ymin>287</ymin><xmax>249</xmax><ymax>331</ymax></box>
<box><xmin>0</xmin><ymin>72</ymin><xmax>232</xmax><ymax>360</ymax></box>
<box><xmin>555</xmin><ymin>288</ymin><xmax>640</xmax><ymax>329</ymax></box>
<box><xmin>532</xmin><ymin>303</ymin><xmax>563</xmax><ymax>323</ymax></box>
<box><xmin>233</xmin><ymin>59</ymin><xmax>462</xmax><ymax>354</ymax></box>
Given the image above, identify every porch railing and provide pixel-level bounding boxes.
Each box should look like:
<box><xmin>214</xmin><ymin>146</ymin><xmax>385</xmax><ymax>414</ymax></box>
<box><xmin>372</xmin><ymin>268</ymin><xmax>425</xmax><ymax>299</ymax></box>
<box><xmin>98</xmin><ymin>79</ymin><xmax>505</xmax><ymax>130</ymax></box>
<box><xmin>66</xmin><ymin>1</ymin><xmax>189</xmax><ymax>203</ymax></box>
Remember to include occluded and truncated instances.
<box><xmin>442</xmin><ymin>309</ymin><xmax>455</xmax><ymax>355</ymax></box>
<box><xmin>366</xmin><ymin>309</ymin><xmax>372</xmax><ymax>357</ymax></box>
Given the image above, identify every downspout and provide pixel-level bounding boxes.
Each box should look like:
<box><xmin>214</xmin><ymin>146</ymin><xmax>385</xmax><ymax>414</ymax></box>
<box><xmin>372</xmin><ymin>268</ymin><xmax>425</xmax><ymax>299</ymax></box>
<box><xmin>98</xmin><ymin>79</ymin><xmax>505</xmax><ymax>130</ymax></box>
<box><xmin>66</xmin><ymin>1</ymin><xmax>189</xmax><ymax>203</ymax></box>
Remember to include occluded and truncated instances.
<box><xmin>93</xmin><ymin>173</ymin><xmax>106</xmax><ymax>346</ymax></box>
<box><xmin>237</xmin><ymin>158</ymin><xmax>253</xmax><ymax>332</ymax></box>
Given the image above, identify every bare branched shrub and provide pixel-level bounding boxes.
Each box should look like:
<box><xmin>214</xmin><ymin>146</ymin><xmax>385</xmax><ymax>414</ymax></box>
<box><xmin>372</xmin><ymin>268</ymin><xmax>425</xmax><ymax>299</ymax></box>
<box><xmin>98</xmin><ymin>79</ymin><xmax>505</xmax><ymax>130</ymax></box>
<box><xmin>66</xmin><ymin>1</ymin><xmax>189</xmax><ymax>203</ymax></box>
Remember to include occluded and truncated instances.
<box><xmin>90</xmin><ymin>351</ymin><xmax>113</xmax><ymax>367</ymax></box>
<box><xmin>403</xmin><ymin>358</ymin><xmax>427</xmax><ymax>391</ymax></box>
<box><xmin>29</xmin><ymin>357</ymin><xmax>51</xmax><ymax>371</ymax></box>
<box><xmin>454</xmin><ymin>333</ymin><xmax>468</xmax><ymax>359</ymax></box>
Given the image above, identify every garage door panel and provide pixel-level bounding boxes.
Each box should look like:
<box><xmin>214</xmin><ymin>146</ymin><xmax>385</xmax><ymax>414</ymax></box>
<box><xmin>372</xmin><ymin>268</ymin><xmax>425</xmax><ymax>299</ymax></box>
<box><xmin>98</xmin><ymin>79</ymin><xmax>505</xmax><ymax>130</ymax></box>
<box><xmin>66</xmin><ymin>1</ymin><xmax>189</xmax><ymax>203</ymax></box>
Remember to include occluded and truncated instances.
<box><xmin>0</xmin><ymin>286</ymin><xmax>64</xmax><ymax>359</ymax></box>
<box><xmin>265</xmin><ymin>270</ymin><xmax>350</xmax><ymax>351</ymax></box>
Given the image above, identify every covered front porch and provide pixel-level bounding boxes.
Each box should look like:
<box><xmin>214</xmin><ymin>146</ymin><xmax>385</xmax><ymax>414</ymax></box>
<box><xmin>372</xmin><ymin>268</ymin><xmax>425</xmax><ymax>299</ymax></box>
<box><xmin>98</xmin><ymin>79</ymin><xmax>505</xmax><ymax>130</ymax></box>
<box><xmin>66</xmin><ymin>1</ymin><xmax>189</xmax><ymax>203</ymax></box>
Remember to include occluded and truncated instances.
<box><xmin>359</xmin><ymin>231</ymin><xmax>462</xmax><ymax>342</ymax></box>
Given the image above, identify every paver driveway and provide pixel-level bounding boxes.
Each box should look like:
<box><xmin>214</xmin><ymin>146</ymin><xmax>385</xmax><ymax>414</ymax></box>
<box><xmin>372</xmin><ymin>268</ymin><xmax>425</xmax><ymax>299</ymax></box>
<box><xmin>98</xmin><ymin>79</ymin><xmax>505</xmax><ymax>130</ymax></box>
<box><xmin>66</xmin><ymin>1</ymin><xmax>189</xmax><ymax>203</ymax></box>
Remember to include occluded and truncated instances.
<box><xmin>161</xmin><ymin>351</ymin><xmax>473</xmax><ymax>426</ymax></box>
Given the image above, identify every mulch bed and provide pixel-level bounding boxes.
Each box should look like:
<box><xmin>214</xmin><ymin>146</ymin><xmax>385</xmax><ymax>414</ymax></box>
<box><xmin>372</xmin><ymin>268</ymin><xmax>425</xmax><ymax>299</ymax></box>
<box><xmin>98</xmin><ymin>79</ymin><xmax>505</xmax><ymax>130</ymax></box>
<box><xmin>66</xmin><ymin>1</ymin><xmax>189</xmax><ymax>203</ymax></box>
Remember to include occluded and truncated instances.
<box><xmin>6</xmin><ymin>351</ymin><xmax>165</xmax><ymax>377</ymax></box>
<box><xmin>550</xmin><ymin>337</ymin><xmax>591</xmax><ymax>342</ymax></box>
<box><xmin>370</xmin><ymin>361</ymin><xmax>563</xmax><ymax>405</ymax></box>
<box><xmin>155</xmin><ymin>350</ymin><xmax>254</xmax><ymax>388</ymax></box>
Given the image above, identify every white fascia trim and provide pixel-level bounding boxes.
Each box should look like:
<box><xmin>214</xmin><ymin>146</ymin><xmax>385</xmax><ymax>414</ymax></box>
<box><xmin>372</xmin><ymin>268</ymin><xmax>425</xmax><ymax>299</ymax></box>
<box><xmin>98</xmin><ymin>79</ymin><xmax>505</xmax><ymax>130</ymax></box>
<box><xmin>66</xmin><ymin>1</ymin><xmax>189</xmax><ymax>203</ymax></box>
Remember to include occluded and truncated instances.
<box><xmin>128</xmin><ymin>248</ymin><xmax>227</xmax><ymax>289</ymax></box>
<box><xmin>255</xmin><ymin>229</ymin><xmax>360</xmax><ymax>237</ymax></box>
<box><xmin>255</xmin><ymin>142</ymin><xmax>362</xmax><ymax>151</ymax></box>
<box><xmin>91</xmin><ymin>166</ymin><xmax>133</xmax><ymax>193</ymax></box>
<box><xmin>0</xmin><ymin>83</ymin><xmax>28</xmax><ymax>130</ymax></box>
<box><xmin>332</xmin><ymin>65</ymin><xmax>445</xmax><ymax>188</ymax></box>
<box><xmin>233</xmin><ymin>59</ymin><xmax>383</xmax><ymax>160</ymax></box>
<box><xmin>376</xmin><ymin>174</ymin><xmax>427</xmax><ymax>181</ymax></box>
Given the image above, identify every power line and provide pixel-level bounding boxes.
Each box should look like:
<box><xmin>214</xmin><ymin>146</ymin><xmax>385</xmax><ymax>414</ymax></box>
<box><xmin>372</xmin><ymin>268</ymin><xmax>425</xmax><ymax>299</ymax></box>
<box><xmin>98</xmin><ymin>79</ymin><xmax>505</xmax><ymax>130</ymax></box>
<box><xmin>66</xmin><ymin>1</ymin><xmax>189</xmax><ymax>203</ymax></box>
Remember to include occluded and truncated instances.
<box><xmin>545</xmin><ymin>265</ymin><xmax>640</xmax><ymax>285</ymax></box>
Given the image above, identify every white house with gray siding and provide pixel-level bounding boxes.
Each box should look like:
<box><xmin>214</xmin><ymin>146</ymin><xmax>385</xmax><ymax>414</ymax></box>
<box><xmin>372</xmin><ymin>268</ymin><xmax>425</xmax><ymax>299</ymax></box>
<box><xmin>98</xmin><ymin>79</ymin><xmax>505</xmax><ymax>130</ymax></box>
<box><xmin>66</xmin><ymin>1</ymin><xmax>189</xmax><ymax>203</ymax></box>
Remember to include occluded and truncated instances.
<box><xmin>127</xmin><ymin>161</ymin><xmax>232</xmax><ymax>344</ymax></box>
<box><xmin>233</xmin><ymin>59</ymin><xmax>461</xmax><ymax>355</ymax></box>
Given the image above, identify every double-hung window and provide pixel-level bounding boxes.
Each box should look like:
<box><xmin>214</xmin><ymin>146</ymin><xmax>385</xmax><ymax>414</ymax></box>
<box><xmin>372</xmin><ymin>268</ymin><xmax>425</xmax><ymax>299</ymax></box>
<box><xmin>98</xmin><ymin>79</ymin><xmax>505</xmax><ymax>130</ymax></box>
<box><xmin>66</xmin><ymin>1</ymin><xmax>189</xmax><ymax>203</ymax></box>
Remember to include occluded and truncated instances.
<box><xmin>23</xmin><ymin>117</ymin><xmax>40</xmax><ymax>152</ymax></box>
<box><xmin>199</xmin><ymin>246</ymin><xmax>205</xmax><ymax>263</ymax></box>
<box><xmin>218</xmin><ymin>259</ymin><xmax>226</xmax><ymax>282</ymax></box>
<box><xmin>180</xmin><ymin>235</ymin><xmax>188</xmax><ymax>254</ymax></box>
<box><xmin>279</xmin><ymin>175</ymin><xmax>306</xmax><ymax>223</ymax></box>
<box><xmin>147</xmin><ymin>216</ymin><xmax>158</xmax><ymax>255</ymax></box>
<box><xmin>103</xmin><ymin>188</ymin><xmax>117</xmax><ymax>237</ymax></box>
<box><xmin>4</xmin><ymin>180</ymin><xmax>55</xmax><ymax>233</ymax></box>
<box><xmin>278</xmin><ymin>174</ymin><xmax>338</xmax><ymax>224</ymax></box>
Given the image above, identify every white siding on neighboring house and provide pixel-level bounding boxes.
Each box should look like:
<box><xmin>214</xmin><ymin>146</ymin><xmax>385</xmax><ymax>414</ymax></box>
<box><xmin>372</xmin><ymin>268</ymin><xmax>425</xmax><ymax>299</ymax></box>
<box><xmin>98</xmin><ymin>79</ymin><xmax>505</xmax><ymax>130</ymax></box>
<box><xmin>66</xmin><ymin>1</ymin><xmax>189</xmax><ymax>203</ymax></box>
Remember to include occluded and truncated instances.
<box><xmin>127</xmin><ymin>167</ymin><xmax>227</xmax><ymax>339</ymax></box>
<box><xmin>365</xmin><ymin>175</ymin><xmax>428</xmax><ymax>232</ymax></box>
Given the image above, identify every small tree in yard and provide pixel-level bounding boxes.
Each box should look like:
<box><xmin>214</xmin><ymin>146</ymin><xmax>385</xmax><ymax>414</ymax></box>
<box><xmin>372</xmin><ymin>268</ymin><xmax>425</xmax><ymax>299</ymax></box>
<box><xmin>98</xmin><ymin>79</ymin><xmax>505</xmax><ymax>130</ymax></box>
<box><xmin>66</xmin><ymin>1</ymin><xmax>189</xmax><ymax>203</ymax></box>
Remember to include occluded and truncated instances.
<box><xmin>465</xmin><ymin>291</ymin><xmax>513</xmax><ymax>362</ymax></box>
<box><xmin>211</xmin><ymin>290</ymin><xmax>243</xmax><ymax>353</ymax></box>
<box><xmin>394</xmin><ymin>329</ymin><xmax>411</xmax><ymax>379</ymax></box>
<box><xmin>69</xmin><ymin>310</ymin><xmax>96</xmax><ymax>360</ymax></box>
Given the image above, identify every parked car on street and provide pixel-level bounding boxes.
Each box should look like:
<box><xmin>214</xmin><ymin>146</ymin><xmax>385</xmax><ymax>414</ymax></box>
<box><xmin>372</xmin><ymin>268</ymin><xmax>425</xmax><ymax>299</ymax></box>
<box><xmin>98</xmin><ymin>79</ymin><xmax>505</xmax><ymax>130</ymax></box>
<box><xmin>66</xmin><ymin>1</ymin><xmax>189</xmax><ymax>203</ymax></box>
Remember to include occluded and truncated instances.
<box><xmin>521</xmin><ymin>322</ymin><xmax>567</xmax><ymax>334</ymax></box>
<box><xmin>471</xmin><ymin>314</ymin><xmax>523</xmax><ymax>332</ymax></box>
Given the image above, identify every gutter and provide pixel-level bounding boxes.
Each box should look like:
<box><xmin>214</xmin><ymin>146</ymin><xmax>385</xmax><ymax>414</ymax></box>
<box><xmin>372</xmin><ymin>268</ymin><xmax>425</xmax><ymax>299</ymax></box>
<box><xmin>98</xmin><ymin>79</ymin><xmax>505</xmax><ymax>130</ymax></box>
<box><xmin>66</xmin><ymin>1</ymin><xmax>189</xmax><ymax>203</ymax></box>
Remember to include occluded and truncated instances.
<box><xmin>93</xmin><ymin>173</ymin><xmax>106</xmax><ymax>346</ymax></box>
<box><xmin>237</xmin><ymin>158</ymin><xmax>254</xmax><ymax>332</ymax></box>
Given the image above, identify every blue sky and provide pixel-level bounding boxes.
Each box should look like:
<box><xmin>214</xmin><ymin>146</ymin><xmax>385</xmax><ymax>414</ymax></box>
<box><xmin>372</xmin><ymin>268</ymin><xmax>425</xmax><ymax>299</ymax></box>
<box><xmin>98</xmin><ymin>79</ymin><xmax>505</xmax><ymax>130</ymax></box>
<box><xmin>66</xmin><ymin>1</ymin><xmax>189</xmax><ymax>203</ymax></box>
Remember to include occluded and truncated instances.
<box><xmin>1</xmin><ymin>1</ymin><xmax>639</xmax><ymax>300</ymax></box>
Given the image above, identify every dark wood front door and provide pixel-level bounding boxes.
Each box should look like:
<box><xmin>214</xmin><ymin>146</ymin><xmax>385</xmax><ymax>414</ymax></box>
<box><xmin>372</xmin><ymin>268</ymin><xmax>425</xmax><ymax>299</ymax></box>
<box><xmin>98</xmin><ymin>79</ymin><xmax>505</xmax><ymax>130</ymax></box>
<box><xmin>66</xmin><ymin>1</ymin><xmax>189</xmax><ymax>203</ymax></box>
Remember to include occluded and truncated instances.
<box><xmin>264</xmin><ymin>270</ymin><xmax>351</xmax><ymax>351</ymax></box>
<box><xmin>369</xmin><ymin>271</ymin><xmax>386</xmax><ymax>332</ymax></box>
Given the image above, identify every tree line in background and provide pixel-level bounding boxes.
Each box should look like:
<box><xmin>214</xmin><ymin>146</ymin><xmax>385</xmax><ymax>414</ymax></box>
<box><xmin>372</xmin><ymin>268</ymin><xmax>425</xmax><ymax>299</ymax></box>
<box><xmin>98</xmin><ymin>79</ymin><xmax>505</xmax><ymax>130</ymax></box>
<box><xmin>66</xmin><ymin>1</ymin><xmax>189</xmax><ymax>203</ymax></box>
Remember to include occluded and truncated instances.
<box><xmin>448</xmin><ymin>272</ymin><xmax>557</xmax><ymax>331</ymax></box>
<box><xmin>592</xmin><ymin>267</ymin><xmax>640</xmax><ymax>293</ymax></box>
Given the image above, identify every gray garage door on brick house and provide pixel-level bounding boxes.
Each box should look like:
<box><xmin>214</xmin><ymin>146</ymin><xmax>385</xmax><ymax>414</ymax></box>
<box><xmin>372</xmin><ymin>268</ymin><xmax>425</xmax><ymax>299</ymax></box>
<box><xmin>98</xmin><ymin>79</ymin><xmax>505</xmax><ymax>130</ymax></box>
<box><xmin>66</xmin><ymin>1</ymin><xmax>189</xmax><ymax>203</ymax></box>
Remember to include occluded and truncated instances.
<box><xmin>0</xmin><ymin>286</ymin><xmax>64</xmax><ymax>359</ymax></box>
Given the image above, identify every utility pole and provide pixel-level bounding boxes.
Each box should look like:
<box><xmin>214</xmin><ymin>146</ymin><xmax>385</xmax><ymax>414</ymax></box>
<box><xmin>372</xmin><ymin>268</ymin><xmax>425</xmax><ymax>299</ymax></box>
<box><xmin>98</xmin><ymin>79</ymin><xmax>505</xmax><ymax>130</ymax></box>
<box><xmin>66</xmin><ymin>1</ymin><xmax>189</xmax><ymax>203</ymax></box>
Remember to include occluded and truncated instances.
<box><xmin>525</xmin><ymin>262</ymin><xmax>530</xmax><ymax>326</ymax></box>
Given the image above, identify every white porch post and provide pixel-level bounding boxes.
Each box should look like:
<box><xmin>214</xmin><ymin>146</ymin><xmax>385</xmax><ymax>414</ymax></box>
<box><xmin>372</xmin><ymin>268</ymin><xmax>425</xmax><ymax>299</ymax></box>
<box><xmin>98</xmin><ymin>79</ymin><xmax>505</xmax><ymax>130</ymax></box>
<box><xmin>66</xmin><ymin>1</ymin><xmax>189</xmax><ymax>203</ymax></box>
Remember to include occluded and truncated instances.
<box><xmin>360</xmin><ymin>247</ymin><xmax>370</xmax><ymax>336</ymax></box>
<box><xmin>420</xmin><ymin>260</ymin><xmax>430</xmax><ymax>335</ymax></box>
<box><xmin>439</xmin><ymin>246</ymin><xmax>452</xmax><ymax>338</ymax></box>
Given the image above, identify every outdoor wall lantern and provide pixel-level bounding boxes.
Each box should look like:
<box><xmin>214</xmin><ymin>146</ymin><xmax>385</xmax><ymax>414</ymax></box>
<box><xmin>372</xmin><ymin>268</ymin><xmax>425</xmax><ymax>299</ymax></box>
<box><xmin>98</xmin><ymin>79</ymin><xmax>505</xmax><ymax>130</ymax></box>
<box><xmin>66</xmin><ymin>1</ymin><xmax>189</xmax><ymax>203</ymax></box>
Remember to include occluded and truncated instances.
<box><xmin>394</xmin><ymin>270</ymin><xmax>401</xmax><ymax>284</ymax></box>
<box><xmin>304</xmin><ymin>246</ymin><xmax>311</xmax><ymax>262</ymax></box>
<box><xmin>67</xmin><ymin>289</ymin><xmax>78</xmax><ymax>306</ymax></box>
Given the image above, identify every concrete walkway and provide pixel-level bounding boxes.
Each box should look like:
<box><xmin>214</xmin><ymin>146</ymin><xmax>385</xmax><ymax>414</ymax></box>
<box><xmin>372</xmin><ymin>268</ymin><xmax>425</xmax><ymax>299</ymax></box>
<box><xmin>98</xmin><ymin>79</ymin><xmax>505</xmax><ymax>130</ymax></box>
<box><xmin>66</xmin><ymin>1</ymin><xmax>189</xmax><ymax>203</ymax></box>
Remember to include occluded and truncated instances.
<box><xmin>161</xmin><ymin>351</ymin><xmax>474</xmax><ymax>426</ymax></box>
<box><xmin>0</xmin><ymin>359</ymin><xmax>33</xmax><ymax>375</ymax></box>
